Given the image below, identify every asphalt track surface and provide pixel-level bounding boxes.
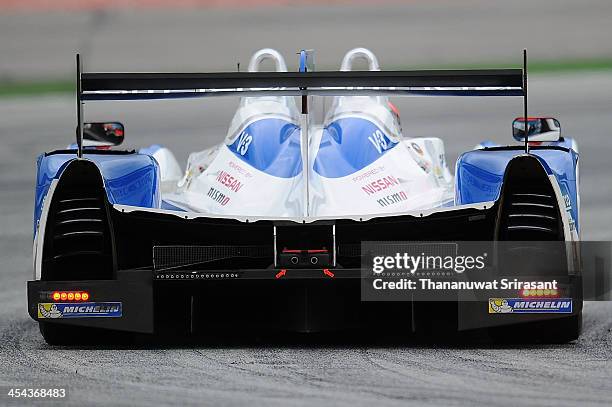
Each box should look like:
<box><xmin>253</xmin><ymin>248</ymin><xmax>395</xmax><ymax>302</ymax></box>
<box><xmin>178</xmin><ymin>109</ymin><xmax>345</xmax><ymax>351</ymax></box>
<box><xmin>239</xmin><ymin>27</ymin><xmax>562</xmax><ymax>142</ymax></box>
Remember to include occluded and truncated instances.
<box><xmin>0</xmin><ymin>70</ymin><xmax>611</xmax><ymax>406</ymax></box>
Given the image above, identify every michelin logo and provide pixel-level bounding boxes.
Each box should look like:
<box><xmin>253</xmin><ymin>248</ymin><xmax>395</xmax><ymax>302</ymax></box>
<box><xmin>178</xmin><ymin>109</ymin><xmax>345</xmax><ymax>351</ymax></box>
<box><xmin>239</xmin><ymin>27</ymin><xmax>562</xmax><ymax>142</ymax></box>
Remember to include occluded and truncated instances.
<box><xmin>488</xmin><ymin>298</ymin><xmax>573</xmax><ymax>314</ymax></box>
<box><xmin>38</xmin><ymin>302</ymin><xmax>122</xmax><ymax>319</ymax></box>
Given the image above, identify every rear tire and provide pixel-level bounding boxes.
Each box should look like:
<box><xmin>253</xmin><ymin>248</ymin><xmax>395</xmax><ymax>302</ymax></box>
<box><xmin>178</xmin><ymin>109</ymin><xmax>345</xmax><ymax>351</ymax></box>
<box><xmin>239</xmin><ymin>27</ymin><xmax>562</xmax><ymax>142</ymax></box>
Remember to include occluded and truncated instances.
<box><xmin>39</xmin><ymin>322</ymin><xmax>100</xmax><ymax>345</ymax></box>
<box><xmin>39</xmin><ymin>322</ymin><xmax>134</xmax><ymax>346</ymax></box>
<box><xmin>489</xmin><ymin>312</ymin><xmax>582</xmax><ymax>344</ymax></box>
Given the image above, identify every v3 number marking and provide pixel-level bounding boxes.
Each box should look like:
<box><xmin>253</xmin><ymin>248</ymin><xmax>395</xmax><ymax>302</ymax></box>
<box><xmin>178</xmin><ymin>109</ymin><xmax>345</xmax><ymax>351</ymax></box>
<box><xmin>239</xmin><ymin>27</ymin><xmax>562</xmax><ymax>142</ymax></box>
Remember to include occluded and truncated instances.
<box><xmin>368</xmin><ymin>129</ymin><xmax>389</xmax><ymax>154</ymax></box>
<box><xmin>236</xmin><ymin>131</ymin><xmax>253</xmax><ymax>156</ymax></box>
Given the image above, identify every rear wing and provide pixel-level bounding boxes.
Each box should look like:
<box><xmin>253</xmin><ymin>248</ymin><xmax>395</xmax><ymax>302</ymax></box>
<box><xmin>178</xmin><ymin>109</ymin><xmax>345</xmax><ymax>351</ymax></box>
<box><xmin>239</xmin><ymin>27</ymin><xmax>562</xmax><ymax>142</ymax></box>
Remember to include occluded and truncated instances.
<box><xmin>75</xmin><ymin>50</ymin><xmax>529</xmax><ymax>158</ymax></box>
<box><xmin>81</xmin><ymin>69</ymin><xmax>523</xmax><ymax>100</ymax></box>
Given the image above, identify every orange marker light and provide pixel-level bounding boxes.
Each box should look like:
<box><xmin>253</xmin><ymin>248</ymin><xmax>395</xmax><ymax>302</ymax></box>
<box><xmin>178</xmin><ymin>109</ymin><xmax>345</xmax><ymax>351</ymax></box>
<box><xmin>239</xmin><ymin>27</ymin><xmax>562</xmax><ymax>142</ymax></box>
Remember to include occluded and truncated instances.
<box><xmin>519</xmin><ymin>287</ymin><xmax>562</xmax><ymax>298</ymax></box>
<box><xmin>51</xmin><ymin>290</ymin><xmax>90</xmax><ymax>301</ymax></box>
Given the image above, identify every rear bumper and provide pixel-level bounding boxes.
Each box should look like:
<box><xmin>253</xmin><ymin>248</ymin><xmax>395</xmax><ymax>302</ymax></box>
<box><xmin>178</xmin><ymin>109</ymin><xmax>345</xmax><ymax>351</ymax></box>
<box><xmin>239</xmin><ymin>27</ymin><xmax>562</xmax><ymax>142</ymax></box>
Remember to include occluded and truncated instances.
<box><xmin>28</xmin><ymin>268</ymin><xmax>365</xmax><ymax>335</ymax></box>
<box><xmin>28</xmin><ymin>268</ymin><xmax>583</xmax><ymax>336</ymax></box>
<box><xmin>28</xmin><ymin>270</ymin><xmax>154</xmax><ymax>333</ymax></box>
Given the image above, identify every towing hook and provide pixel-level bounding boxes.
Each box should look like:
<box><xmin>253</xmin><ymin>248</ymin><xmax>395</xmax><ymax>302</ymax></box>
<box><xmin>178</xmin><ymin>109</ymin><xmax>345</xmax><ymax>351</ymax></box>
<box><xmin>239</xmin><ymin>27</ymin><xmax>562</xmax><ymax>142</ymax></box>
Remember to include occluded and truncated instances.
<box><xmin>290</xmin><ymin>256</ymin><xmax>299</xmax><ymax>265</ymax></box>
<box><xmin>310</xmin><ymin>256</ymin><xmax>319</xmax><ymax>265</ymax></box>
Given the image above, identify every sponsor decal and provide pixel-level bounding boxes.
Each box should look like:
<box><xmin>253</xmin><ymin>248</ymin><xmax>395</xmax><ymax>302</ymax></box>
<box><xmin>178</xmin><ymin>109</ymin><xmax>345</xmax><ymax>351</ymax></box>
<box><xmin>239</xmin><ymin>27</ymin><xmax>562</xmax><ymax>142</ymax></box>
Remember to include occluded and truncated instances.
<box><xmin>216</xmin><ymin>170</ymin><xmax>243</xmax><ymax>193</ymax></box>
<box><xmin>228</xmin><ymin>161</ymin><xmax>252</xmax><ymax>178</ymax></box>
<box><xmin>438</xmin><ymin>153</ymin><xmax>446</xmax><ymax>167</ymax></box>
<box><xmin>561</xmin><ymin>188</ymin><xmax>577</xmax><ymax>232</ymax></box>
<box><xmin>112</xmin><ymin>176</ymin><xmax>151</xmax><ymax>200</ymax></box>
<box><xmin>407</xmin><ymin>142</ymin><xmax>431</xmax><ymax>173</ymax></box>
<box><xmin>411</xmin><ymin>142</ymin><xmax>424</xmax><ymax>155</ymax></box>
<box><xmin>38</xmin><ymin>302</ymin><xmax>122</xmax><ymax>318</ymax></box>
<box><xmin>377</xmin><ymin>191</ymin><xmax>408</xmax><ymax>207</ymax></box>
<box><xmin>351</xmin><ymin>166</ymin><xmax>385</xmax><ymax>182</ymax></box>
<box><xmin>488</xmin><ymin>298</ymin><xmax>572</xmax><ymax>314</ymax></box>
<box><xmin>563</xmin><ymin>193</ymin><xmax>572</xmax><ymax>210</ymax></box>
<box><xmin>361</xmin><ymin>175</ymin><xmax>400</xmax><ymax>196</ymax></box>
<box><xmin>207</xmin><ymin>187</ymin><xmax>230</xmax><ymax>206</ymax></box>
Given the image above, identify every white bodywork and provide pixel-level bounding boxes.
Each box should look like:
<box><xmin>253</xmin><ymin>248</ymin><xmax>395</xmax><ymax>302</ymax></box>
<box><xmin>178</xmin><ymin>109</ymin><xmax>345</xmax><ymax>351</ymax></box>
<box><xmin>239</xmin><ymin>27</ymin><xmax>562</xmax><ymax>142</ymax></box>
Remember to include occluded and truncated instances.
<box><xmin>161</xmin><ymin>48</ymin><xmax>454</xmax><ymax>218</ymax></box>
<box><xmin>150</xmin><ymin>147</ymin><xmax>182</xmax><ymax>194</ymax></box>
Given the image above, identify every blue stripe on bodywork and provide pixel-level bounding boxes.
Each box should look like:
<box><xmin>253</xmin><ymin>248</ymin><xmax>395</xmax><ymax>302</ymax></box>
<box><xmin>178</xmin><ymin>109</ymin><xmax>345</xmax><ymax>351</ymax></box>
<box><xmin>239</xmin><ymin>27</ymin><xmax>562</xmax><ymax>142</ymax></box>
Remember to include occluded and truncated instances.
<box><xmin>313</xmin><ymin>117</ymin><xmax>398</xmax><ymax>178</ymax></box>
<box><xmin>455</xmin><ymin>148</ymin><xmax>579</xmax><ymax>232</ymax></box>
<box><xmin>226</xmin><ymin>118</ymin><xmax>302</xmax><ymax>178</ymax></box>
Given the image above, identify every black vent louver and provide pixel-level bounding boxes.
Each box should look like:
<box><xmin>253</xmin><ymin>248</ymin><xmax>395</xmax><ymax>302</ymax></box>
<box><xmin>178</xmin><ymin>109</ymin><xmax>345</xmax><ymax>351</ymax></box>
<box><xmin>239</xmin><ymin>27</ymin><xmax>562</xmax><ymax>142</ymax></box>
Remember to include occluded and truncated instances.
<box><xmin>498</xmin><ymin>156</ymin><xmax>563</xmax><ymax>241</ymax></box>
<box><xmin>505</xmin><ymin>191</ymin><xmax>558</xmax><ymax>236</ymax></box>
<box><xmin>42</xmin><ymin>160</ymin><xmax>115</xmax><ymax>280</ymax></box>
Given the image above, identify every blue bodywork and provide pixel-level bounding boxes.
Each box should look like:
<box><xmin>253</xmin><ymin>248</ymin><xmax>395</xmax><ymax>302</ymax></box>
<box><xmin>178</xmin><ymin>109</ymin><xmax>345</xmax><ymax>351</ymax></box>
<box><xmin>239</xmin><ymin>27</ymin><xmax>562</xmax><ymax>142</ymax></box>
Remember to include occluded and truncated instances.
<box><xmin>34</xmin><ymin>137</ymin><xmax>580</xmax><ymax>234</ymax></box>
<box><xmin>314</xmin><ymin>117</ymin><xmax>398</xmax><ymax>178</ymax></box>
<box><xmin>227</xmin><ymin>119</ymin><xmax>302</xmax><ymax>178</ymax></box>
<box><xmin>455</xmin><ymin>138</ymin><xmax>579</xmax><ymax>233</ymax></box>
<box><xmin>34</xmin><ymin>151</ymin><xmax>160</xmax><ymax>232</ymax></box>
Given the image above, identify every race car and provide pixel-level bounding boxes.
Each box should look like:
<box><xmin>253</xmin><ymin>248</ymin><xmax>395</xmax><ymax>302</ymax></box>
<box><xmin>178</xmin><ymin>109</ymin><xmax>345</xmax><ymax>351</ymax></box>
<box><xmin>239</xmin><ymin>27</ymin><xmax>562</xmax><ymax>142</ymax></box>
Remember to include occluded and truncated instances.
<box><xmin>27</xmin><ymin>48</ymin><xmax>582</xmax><ymax>344</ymax></box>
